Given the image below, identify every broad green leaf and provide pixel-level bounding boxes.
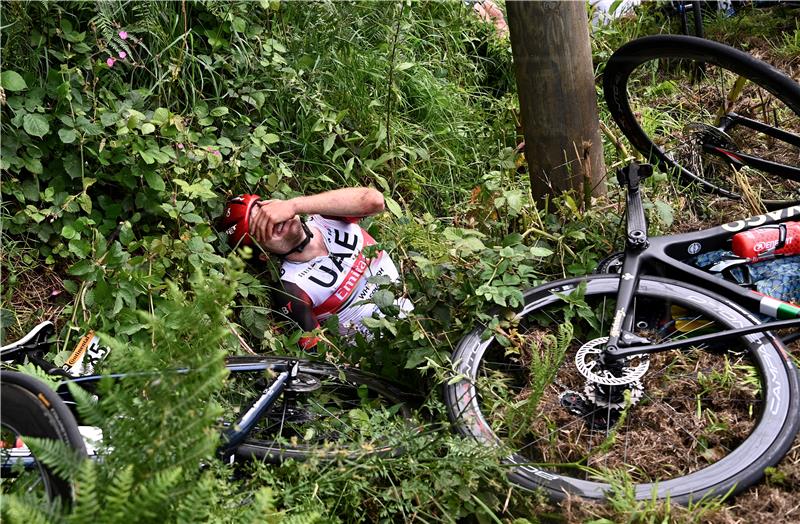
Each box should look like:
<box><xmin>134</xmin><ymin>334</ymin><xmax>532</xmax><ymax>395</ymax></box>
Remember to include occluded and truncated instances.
<box><xmin>182</xmin><ymin>213</ymin><xmax>203</xmax><ymax>224</ymax></box>
<box><xmin>22</xmin><ymin>178</ymin><xmax>39</xmax><ymax>201</ymax></box>
<box><xmin>654</xmin><ymin>200</ymin><xmax>674</xmax><ymax>227</ymax></box>
<box><xmin>144</xmin><ymin>171</ymin><xmax>166</xmax><ymax>191</ymax></box>
<box><xmin>1</xmin><ymin>71</ymin><xmax>27</xmax><ymax>91</ymax></box>
<box><xmin>138</xmin><ymin>150</ymin><xmax>155</xmax><ymax>164</ymax></box>
<box><xmin>384</xmin><ymin>195</ymin><xmax>403</xmax><ymax>218</ymax></box>
<box><xmin>210</xmin><ymin>106</ymin><xmax>229</xmax><ymax>117</ymax></box>
<box><xmin>69</xmin><ymin>238</ymin><xmax>92</xmax><ymax>258</ymax></box>
<box><xmin>262</xmin><ymin>133</ymin><xmax>279</xmax><ymax>145</ymax></box>
<box><xmin>141</xmin><ymin>123</ymin><xmax>156</xmax><ymax>135</ymax></box>
<box><xmin>77</xmin><ymin>193</ymin><xmax>92</xmax><ymax>214</ymax></box>
<box><xmin>529</xmin><ymin>246</ymin><xmax>554</xmax><ymax>257</ymax></box>
<box><xmin>58</xmin><ymin>128</ymin><xmax>77</xmax><ymax>144</ymax></box>
<box><xmin>23</xmin><ymin>114</ymin><xmax>49</xmax><ymax>137</ymax></box>
<box><xmin>67</xmin><ymin>259</ymin><xmax>94</xmax><ymax>280</ymax></box>
<box><xmin>62</xmin><ymin>224</ymin><xmax>76</xmax><ymax>240</ymax></box>
<box><xmin>151</xmin><ymin>107</ymin><xmax>170</xmax><ymax>125</ymax></box>
<box><xmin>323</xmin><ymin>133</ymin><xmax>336</xmax><ymax>154</ymax></box>
<box><xmin>23</xmin><ymin>157</ymin><xmax>43</xmax><ymax>174</ymax></box>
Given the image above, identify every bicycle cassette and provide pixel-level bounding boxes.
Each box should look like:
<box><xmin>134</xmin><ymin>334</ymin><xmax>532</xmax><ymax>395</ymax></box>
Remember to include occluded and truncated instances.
<box><xmin>575</xmin><ymin>337</ymin><xmax>649</xmax><ymax>386</ymax></box>
<box><xmin>584</xmin><ymin>379</ymin><xmax>644</xmax><ymax>410</ymax></box>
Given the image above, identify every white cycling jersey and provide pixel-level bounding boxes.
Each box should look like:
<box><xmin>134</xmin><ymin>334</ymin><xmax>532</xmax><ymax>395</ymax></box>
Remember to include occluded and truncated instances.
<box><xmin>279</xmin><ymin>215</ymin><xmax>410</xmax><ymax>338</ymax></box>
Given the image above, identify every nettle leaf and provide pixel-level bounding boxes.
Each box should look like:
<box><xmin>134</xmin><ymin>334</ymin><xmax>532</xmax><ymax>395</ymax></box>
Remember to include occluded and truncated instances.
<box><xmin>23</xmin><ymin>114</ymin><xmax>49</xmax><ymax>137</ymax></box>
<box><xmin>653</xmin><ymin>200</ymin><xmax>674</xmax><ymax>227</ymax></box>
<box><xmin>141</xmin><ymin>123</ymin><xmax>156</xmax><ymax>135</ymax></box>
<box><xmin>1</xmin><ymin>71</ymin><xmax>27</xmax><ymax>91</ymax></box>
<box><xmin>262</xmin><ymin>133</ymin><xmax>279</xmax><ymax>145</ymax></box>
<box><xmin>371</xmin><ymin>289</ymin><xmax>395</xmax><ymax>308</ymax></box>
<box><xmin>69</xmin><ymin>238</ymin><xmax>92</xmax><ymax>258</ymax></box>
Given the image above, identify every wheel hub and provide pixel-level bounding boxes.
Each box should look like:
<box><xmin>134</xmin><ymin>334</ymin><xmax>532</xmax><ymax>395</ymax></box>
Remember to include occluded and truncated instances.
<box><xmin>684</xmin><ymin>122</ymin><xmax>739</xmax><ymax>150</ymax></box>
<box><xmin>285</xmin><ymin>373</ymin><xmax>321</xmax><ymax>393</ymax></box>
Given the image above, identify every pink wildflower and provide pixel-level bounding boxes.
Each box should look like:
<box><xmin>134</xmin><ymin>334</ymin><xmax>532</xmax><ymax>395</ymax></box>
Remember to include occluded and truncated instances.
<box><xmin>213</xmin><ymin>150</ymin><xmax>221</xmax><ymax>157</ymax></box>
<box><xmin>118</xmin><ymin>51</ymin><xmax>127</xmax><ymax>59</ymax></box>
<box><xmin>119</xmin><ymin>31</ymin><xmax>128</xmax><ymax>40</ymax></box>
<box><xmin>106</xmin><ymin>57</ymin><xmax>116</xmax><ymax>67</ymax></box>
<box><xmin>177</xmin><ymin>143</ymin><xmax>185</xmax><ymax>150</ymax></box>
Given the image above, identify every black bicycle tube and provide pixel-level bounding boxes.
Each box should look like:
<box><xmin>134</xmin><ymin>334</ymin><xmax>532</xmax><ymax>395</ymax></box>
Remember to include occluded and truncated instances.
<box><xmin>702</xmin><ymin>145</ymin><xmax>800</xmax><ymax>181</ymax></box>
<box><xmin>604</xmin><ymin>35</ymin><xmax>800</xmax><ymax>199</ymax></box>
<box><xmin>727</xmin><ymin>113</ymin><xmax>800</xmax><ymax>148</ymax></box>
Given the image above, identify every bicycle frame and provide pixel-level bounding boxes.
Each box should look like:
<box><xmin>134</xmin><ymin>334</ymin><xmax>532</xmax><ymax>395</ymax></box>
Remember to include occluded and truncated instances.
<box><xmin>1</xmin><ymin>333</ymin><xmax>302</xmax><ymax>460</ymax></box>
<box><xmin>713</xmin><ymin>112</ymin><xmax>800</xmax><ymax>181</ymax></box>
<box><xmin>602</xmin><ymin>163</ymin><xmax>800</xmax><ymax>363</ymax></box>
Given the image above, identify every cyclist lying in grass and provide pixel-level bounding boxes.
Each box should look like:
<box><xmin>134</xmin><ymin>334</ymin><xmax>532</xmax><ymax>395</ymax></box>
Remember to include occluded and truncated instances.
<box><xmin>221</xmin><ymin>187</ymin><xmax>412</xmax><ymax>350</ymax></box>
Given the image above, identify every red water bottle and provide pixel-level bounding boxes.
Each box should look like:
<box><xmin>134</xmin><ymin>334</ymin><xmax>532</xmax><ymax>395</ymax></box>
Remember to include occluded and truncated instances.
<box><xmin>732</xmin><ymin>221</ymin><xmax>800</xmax><ymax>259</ymax></box>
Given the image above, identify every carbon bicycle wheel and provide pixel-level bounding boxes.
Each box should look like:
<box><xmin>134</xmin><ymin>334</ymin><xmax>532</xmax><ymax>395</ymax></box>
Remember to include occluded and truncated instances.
<box><xmin>445</xmin><ymin>275</ymin><xmax>800</xmax><ymax>503</ymax></box>
<box><xmin>604</xmin><ymin>35</ymin><xmax>800</xmax><ymax>208</ymax></box>
<box><xmin>223</xmin><ymin>357</ymin><xmax>416</xmax><ymax>462</ymax></box>
<box><xmin>1</xmin><ymin>371</ymin><xmax>87</xmax><ymax>504</ymax></box>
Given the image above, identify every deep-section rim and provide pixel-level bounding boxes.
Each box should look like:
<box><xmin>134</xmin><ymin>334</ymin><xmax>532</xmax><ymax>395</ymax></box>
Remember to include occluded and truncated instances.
<box><xmin>445</xmin><ymin>274</ymin><xmax>799</xmax><ymax>503</ymax></box>
<box><xmin>603</xmin><ymin>34</ymin><xmax>800</xmax><ymax>206</ymax></box>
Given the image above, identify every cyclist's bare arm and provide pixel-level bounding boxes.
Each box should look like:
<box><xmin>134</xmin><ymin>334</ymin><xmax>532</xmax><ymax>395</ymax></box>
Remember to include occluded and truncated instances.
<box><xmin>273</xmin><ymin>280</ymin><xmax>321</xmax><ymax>351</ymax></box>
<box><xmin>250</xmin><ymin>188</ymin><xmax>384</xmax><ymax>240</ymax></box>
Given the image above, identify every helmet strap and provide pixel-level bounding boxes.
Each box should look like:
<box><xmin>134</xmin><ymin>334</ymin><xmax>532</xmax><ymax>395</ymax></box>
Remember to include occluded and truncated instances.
<box><xmin>276</xmin><ymin>217</ymin><xmax>314</xmax><ymax>258</ymax></box>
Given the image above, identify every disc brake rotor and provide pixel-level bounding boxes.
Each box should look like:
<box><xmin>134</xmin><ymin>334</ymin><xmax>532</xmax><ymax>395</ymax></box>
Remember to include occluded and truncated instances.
<box><xmin>575</xmin><ymin>337</ymin><xmax>649</xmax><ymax>386</ymax></box>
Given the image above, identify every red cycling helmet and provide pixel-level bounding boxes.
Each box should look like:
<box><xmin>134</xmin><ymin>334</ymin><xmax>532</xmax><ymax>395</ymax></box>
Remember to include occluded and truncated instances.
<box><xmin>220</xmin><ymin>194</ymin><xmax>261</xmax><ymax>247</ymax></box>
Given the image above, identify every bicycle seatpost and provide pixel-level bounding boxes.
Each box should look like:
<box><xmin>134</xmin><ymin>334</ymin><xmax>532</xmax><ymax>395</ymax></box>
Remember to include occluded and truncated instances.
<box><xmin>617</xmin><ymin>162</ymin><xmax>653</xmax><ymax>249</ymax></box>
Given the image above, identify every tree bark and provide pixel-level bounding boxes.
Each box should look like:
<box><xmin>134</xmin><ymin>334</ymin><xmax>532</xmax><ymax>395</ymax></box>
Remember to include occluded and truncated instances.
<box><xmin>506</xmin><ymin>1</ymin><xmax>605</xmax><ymax>205</ymax></box>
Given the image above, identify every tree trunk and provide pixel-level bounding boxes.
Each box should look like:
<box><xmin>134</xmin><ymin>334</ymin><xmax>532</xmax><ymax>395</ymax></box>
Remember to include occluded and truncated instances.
<box><xmin>506</xmin><ymin>1</ymin><xmax>605</xmax><ymax>205</ymax></box>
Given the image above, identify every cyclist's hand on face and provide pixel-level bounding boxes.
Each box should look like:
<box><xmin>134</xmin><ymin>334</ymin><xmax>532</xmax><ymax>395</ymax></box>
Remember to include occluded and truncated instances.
<box><xmin>250</xmin><ymin>199</ymin><xmax>297</xmax><ymax>242</ymax></box>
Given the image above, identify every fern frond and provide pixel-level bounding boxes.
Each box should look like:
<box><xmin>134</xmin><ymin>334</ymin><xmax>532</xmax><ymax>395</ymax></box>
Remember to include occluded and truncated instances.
<box><xmin>282</xmin><ymin>511</ymin><xmax>323</xmax><ymax>524</ymax></box>
<box><xmin>1</xmin><ymin>494</ymin><xmax>64</xmax><ymax>524</ymax></box>
<box><xmin>128</xmin><ymin>466</ymin><xmax>183</xmax><ymax>521</ymax></box>
<box><xmin>101</xmin><ymin>464</ymin><xmax>136</xmax><ymax>522</ymax></box>
<box><xmin>233</xmin><ymin>487</ymin><xmax>280</xmax><ymax>524</ymax></box>
<box><xmin>68</xmin><ymin>460</ymin><xmax>102</xmax><ymax>524</ymax></box>
<box><xmin>173</xmin><ymin>475</ymin><xmax>217</xmax><ymax>524</ymax></box>
<box><xmin>66</xmin><ymin>382</ymin><xmax>106</xmax><ymax>428</ymax></box>
<box><xmin>23</xmin><ymin>437</ymin><xmax>85</xmax><ymax>480</ymax></box>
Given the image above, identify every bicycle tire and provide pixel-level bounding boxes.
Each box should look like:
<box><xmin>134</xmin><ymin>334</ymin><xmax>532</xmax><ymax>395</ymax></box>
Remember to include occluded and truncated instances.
<box><xmin>1</xmin><ymin>370</ymin><xmax>87</xmax><ymax>503</ymax></box>
<box><xmin>445</xmin><ymin>274</ymin><xmax>800</xmax><ymax>503</ymax></box>
<box><xmin>224</xmin><ymin>356</ymin><xmax>416</xmax><ymax>462</ymax></box>
<box><xmin>604</xmin><ymin>35</ymin><xmax>800</xmax><ymax>208</ymax></box>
